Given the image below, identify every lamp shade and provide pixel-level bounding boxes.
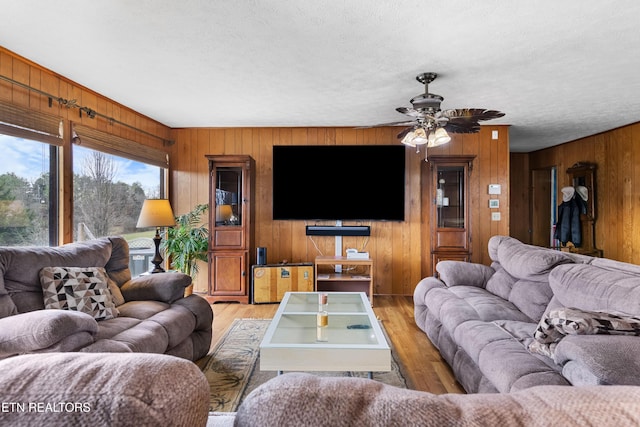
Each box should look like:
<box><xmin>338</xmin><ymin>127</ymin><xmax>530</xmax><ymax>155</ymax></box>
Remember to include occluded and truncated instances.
<box><xmin>216</xmin><ymin>204</ymin><xmax>233</xmax><ymax>222</ymax></box>
<box><xmin>136</xmin><ymin>199</ymin><xmax>176</xmax><ymax>228</ymax></box>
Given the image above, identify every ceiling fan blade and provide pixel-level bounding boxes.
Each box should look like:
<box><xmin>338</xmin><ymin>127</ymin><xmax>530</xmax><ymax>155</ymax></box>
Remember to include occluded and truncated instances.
<box><xmin>441</xmin><ymin>108</ymin><xmax>505</xmax><ymax>122</ymax></box>
<box><xmin>441</xmin><ymin>109</ymin><xmax>505</xmax><ymax>133</ymax></box>
<box><xmin>359</xmin><ymin>120</ymin><xmax>419</xmax><ymax>128</ymax></box>
<box><xmin>396</xmin><ymin>107</ymin><xmax>426</xmax><ymax>118</ymax></box>
<box><xmin>443</xmin><ymin>121</ymin><xmax>481</xmax><ymax>134</ymax></box>
<box><xmin>397</xmin><ymin>126</ymin><xmax>416</xmax><ymax>139</ymax></box>
<box><xmin>396</xmin><ymin>106</ymin><xmax>438</xmax><ymax>120</ymax></box>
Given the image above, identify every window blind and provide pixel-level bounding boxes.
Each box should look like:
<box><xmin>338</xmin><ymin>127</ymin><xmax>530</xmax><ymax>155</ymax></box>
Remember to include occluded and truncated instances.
<box><xmin>72</xmin><ymin>123</ymin><xmax>169</xmax><ymax>168</ymax></box>
<box><xmin>0</xmin><ymin>99</ymin><xmax>64</xmax><ymax>145</ymax></box>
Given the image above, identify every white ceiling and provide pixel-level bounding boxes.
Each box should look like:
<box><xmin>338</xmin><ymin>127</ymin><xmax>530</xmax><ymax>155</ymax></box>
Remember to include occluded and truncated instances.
<box><xmin>2</xmin><ymin>1</ymin><xmax>640</xmax><ymax>152</ymax></box>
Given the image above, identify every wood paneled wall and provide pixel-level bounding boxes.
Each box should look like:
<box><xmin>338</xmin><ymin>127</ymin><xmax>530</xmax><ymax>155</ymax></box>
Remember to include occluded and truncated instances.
<box><xmin>0</xmin><ymin>47</ymin><xmax>172</xmax><ymax>243</ymax></box>
<box><xmin>171</xmin><ymin>125</ymin><xmax>510</xmax><ymax>295</ymax></box>
<box><xmin>1</xmin><ymin>47</ymin><xmax>511</xmax><ymax>294</ymax></box>
<box><xmin>509</xmin><ymin>153</ymin><xmax>531</xmax><ymax>243</ymax></box>
<box><xmin>512</xmin><ymin>121</ymin><xmax>640</xmax><ymax>264</ymax></box>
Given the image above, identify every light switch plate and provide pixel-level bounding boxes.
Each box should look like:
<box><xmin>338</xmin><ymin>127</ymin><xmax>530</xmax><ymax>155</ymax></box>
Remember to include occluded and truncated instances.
<box><xmin>488</xmin><ymin>184</ymin><xmax>501</xmax><ymax>195</ymax></box>
<box><xmin>491</xmin><ymin>212</ymin><xmax>501</xmax><ymax>221</ymax></box>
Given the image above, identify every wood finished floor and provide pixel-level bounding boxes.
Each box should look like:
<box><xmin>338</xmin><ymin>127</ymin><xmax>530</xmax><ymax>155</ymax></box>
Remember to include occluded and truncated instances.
<box><xmin>202</xmin><ymin>295</ymin><xmax>465</xmax><ymax>394</ymax></box>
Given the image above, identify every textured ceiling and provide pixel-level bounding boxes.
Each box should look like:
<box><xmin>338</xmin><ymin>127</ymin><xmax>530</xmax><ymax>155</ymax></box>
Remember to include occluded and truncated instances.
<box><xmin>2</xmin><ymin>1</ymin><xmax>640</xmax><ymax>152</ymax></box>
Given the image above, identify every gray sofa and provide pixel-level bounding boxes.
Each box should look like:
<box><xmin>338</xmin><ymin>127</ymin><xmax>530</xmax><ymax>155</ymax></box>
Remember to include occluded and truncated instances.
<box><xmin>5</xmin><ymin>359</ymin><xmax>639</xmax><ymax>427</ymax></box>
<box><xmin>414</xmin><ymin>235</ymin><xmax>640</xmax><ymax>393</ymax></box>
<box><xmin>0</xmin><ymin>352</ymin><xmax>210</xmax><ymax>426</ymax></box>
<box><xmin>0</xmin><ymin>236</ymin><xmax>213</xmax><ymax>361</ymax></box>
<box><xmin>233</xmin><ymin>373</ymin><xmax>640</xmax><ymax>427</ymax></box>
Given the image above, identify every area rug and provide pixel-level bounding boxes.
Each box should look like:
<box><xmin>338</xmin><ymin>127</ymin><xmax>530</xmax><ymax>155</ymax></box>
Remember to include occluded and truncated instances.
<box><xmin>201</xmin><ymin>318</ymin><xmax>409</xmax><ymax>412</ymax></box>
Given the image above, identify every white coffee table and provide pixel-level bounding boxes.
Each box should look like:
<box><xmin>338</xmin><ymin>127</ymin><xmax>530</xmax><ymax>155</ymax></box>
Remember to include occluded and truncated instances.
<box><xmin>259</xmin><ymin>292</ymin><xmax>391</xmax><ymax>378</ymax></box>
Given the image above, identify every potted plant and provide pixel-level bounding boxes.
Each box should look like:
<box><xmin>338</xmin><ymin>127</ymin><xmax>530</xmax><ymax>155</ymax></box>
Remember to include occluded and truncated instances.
<box><xmin>161</xmin><ymin>204</ymin><xmax>209</xmax><ymax>295</ymax></box>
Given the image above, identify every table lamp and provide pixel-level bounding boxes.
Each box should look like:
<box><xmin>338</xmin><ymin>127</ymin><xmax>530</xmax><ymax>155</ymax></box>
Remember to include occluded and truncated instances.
<box><xmin>136</xmin><ymin>199</ymin><xmax>176</xmax><ymax>273</ymax></box>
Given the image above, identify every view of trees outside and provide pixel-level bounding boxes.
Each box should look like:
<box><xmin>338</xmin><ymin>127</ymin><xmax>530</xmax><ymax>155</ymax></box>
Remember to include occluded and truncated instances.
<box><xmin>0</xmin><ymin>171</ymin><xmax>51</xmax><ymax>245</ymax></box>
<box><xmin>73</xmin><ymin>146</ymin><xmax>161</xmax><ymax>241</ymax></box>
<box><xmin>0</xmin><ymin>134</ymin><xmax>163</xmax><ymax>247</ymax></box>
<box><xmin>0</xmin><ymin>135</ymin><xmax>52</xmax><ymax>246</ymax></box>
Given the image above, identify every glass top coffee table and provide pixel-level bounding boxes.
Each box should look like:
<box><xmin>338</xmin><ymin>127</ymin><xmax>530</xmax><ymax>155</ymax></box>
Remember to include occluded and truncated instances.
<box><xmin>260</xmin><ymin>292</ymin><xmax>390</xmax><ymax>378</ymax></box>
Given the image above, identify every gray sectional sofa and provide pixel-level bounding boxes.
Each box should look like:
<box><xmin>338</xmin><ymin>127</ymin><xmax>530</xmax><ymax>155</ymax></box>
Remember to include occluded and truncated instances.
<box><xmin>216</xmin><ymin>235</ymin><xmax>640</xmax><ymax>426</ymax></box>
<box><xmin>0</xmin><ymin>236</ymin><xmax>213</xmax><ymax>361</ymax></box>
<box><xmin>0</xmin><ymin>352</ymin><xmax>210</xmax><ymax>426</ymax></box>
<box><xmin>232</xmin><ymin>373</ymin><xmax>640</xmax><ymax>427</ymax></box>
<box><xmin>414</xmin><ymin>235</ymin><xmax>640</xmax><ymax>393</ymax></box>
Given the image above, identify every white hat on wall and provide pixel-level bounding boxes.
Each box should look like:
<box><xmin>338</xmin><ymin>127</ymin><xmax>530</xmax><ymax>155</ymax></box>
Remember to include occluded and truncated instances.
<box><xmin>561</xmin><ymin>186</ymin><xmax>575</xmax><ymax>202</ymax></box>
<box><xmin>576</xmin><ymin>185</ymin><xmax>589</xmax><ymax>201</ymax></box>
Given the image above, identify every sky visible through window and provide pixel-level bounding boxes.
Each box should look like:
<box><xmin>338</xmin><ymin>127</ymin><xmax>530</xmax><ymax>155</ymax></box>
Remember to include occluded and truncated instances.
<box><xmin>0</xmin><ymin>134</ymin><xmax>160</xmax><ymax>195</ymax></box>
<box><xmin>0</xmin><ymin>134</ymin><xmax>50</xmax><ymax>181</ymax></box>
<box><xmin>73</xmin><ymin>145</ymin><xmax>160</xmax><ymax>197</ymax></box>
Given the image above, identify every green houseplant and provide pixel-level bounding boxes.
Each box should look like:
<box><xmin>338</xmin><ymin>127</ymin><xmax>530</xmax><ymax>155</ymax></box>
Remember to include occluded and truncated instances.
<box><xmin>161</xmin><ymin>204</ymin><xmax>209</xmax><ymax>295</ymax></box>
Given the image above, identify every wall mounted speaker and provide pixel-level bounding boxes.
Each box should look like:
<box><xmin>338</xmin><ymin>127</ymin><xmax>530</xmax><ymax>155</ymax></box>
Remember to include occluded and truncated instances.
<box><xmin>305</xmin><ymin>225</ymin><xmax>371</xmax><ymax>236</ymax></box>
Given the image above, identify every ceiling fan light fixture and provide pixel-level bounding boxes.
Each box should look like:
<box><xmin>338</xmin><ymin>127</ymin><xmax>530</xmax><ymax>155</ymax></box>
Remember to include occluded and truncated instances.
<box><xmin>430</xmin><ymin>127</ymin><xmax>451</xmax><ymax>147</ymax></box>
<box><xmin>401</xmin><ymin>131</ymin><xmax>417</xmax><ymax>147</ymax></box>
<box><xmin>369</xmin><ymin>72</ymin><xmax>504</xmax><ymax>154</ymax></box>
<box><xmin>427</xmin><ymin>132</ymin><xmax>436</xmax><ymax>146</ymax></box>
<box><xmin>412</xmin><ymin>127</ymin><xmax>429</xmax><ymax>145</ymax></box>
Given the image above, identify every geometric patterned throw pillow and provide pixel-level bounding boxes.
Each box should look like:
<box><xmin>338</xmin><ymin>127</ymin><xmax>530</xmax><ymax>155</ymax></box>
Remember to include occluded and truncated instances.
<box><xmin>534</xmin><ymin>306</ymin><xmax>640</xmax><ymax>344</ymax></box>
<box><xmin>530</xmin><ymin>307</ymin><xmax>640</xmax><ymax>360</ymax></box>
<box><xmin>40</xmin><ymin>266</ymin><xmax>119</xmax><ymax>321</ymax></box>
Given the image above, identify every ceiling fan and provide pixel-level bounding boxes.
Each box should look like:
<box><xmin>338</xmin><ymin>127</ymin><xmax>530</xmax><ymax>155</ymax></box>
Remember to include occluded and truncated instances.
<box><xmin>370</xmin><ymin>72</ymin><xmax>505</xmax><ymax>155</ymax></box>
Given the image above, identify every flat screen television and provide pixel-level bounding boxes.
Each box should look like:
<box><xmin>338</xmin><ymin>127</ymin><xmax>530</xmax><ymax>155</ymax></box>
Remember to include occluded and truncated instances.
<box><xmin>272</xmin><ymin>145</ymin><xmax>406</xmax><ymax>221</ymax></box>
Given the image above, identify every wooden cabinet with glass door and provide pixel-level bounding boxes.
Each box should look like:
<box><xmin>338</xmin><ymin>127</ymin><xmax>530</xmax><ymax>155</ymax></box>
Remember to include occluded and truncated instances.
<box><xmin>205</xmin><ymin>155</ymin><xmax>255</xmax><ymax>303</ymax></box>
<box><xmin>428</xmin><ymin>155</ymin><xmax>475</xmax><ymax>275</ymax></box>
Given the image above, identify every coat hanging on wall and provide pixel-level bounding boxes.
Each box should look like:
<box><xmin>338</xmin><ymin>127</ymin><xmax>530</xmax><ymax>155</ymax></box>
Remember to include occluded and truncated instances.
<box><xmin>554</xmin><ymin>186</ymin><xmax>587</xmax><ymax>247</ymax></box>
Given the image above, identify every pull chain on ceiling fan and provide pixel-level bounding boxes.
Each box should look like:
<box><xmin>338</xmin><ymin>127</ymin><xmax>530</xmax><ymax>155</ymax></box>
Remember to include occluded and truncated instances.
<box><xmin>368</xmin><ymin>72</ymin><xmax>505</xmax><ymax>160</ymax></box>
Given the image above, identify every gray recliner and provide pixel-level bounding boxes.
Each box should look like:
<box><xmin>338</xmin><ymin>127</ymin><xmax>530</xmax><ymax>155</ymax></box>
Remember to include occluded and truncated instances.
<box><xmin>0</xmin><ymin>236</ymin><xmax>213</xmax><ymax>361</ymax></box>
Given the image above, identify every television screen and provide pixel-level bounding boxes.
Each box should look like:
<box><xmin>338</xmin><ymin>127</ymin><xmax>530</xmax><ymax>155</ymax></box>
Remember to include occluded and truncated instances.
<box><xmin>272</xmin><ymin>145</ymin><xmax>406</xmax><ymax>221</ymax></box>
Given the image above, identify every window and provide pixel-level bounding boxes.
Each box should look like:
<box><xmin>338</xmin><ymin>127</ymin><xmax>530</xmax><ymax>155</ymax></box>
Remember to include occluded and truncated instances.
<box><xmin>72</xmin><ymin>144</ymin><xmax>164</xmax><ymax>239</ymax></box>
<box><xmin>0</xmin><ymin>98</ymin><xmax>171</xmax><ymax>277</ymax></box>
<box><xmin>0</xmin><ymin>134</ymin><xmax>58</xmax><ymax>246</ymax></box>
<box><xmin>0</xmin><ymin>100</ymin><xmax>62</xmax><ymax>247</ymax></box>
<box><xmin>71</xmin><ymin>125</ymin><xmax>169</xmax><ymax>276</ymax></box>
